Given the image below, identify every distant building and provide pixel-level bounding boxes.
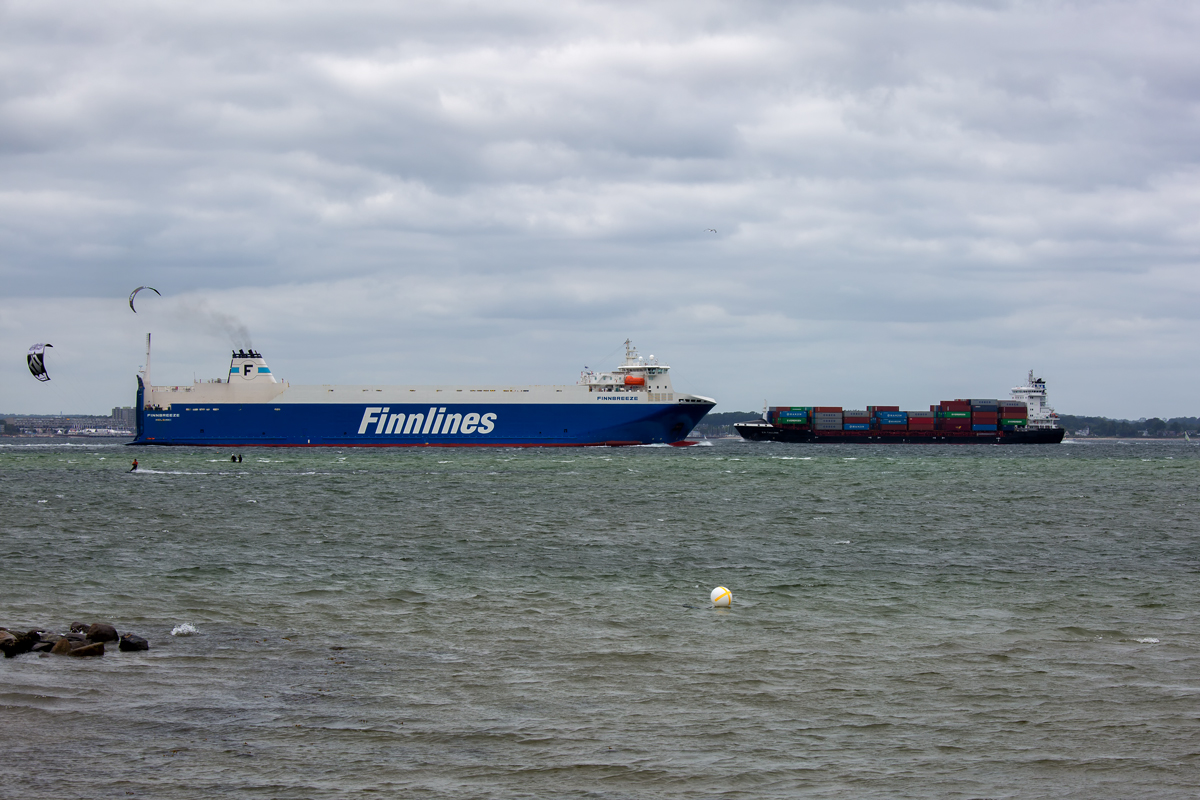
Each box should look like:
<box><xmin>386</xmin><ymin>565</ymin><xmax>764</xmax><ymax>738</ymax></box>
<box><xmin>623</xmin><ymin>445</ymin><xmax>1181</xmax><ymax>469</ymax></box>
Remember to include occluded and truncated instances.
<box><xmin>111</xmin><ymin>406</ymin><xmax>137</xmax><ymax>430</ymax></box>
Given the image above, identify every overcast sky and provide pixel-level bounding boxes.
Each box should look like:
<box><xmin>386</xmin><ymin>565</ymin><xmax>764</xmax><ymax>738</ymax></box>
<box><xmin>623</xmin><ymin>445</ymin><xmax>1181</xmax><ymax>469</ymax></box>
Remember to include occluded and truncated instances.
<box><xmin>2</xmin><ymin>0</ymin><xmax>1197</xmax><ymax>418</ymax></box>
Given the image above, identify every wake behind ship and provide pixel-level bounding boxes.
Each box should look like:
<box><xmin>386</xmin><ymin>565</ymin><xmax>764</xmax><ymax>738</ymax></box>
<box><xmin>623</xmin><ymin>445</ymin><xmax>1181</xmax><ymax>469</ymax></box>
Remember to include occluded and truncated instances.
<box><xmin>132</xmin><ymin>339</ymin><xmax>715</xmax><ymax>448</ymax></box>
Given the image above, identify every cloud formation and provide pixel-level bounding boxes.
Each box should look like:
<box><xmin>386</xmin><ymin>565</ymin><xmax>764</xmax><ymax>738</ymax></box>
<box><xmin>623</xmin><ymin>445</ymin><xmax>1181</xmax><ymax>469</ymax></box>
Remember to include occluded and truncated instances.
<box><xmin>1</xmin><ymin>0</ymin><xmax>1198</xmax><ymax>416</ymax></box>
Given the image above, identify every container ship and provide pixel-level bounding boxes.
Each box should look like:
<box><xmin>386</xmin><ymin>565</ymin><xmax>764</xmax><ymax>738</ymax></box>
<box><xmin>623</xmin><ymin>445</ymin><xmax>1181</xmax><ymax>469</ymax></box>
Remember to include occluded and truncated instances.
<box><xmin>132</xmin><ymin>339</ymin><xmax>715</xmax><ymax>447</ymax></box>
<box><xmin>734</xmin><ymin>372</ymin><xmax>1064</xmax><ymax>444</ymax></box>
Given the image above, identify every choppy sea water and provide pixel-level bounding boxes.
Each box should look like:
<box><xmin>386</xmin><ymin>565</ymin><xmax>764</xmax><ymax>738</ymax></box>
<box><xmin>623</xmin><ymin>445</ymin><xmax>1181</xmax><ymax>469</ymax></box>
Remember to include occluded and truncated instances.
<box><xmin>2</xmin><ymin>439</ymin><xmax>1198</xmax><ymax>799</ymax></box>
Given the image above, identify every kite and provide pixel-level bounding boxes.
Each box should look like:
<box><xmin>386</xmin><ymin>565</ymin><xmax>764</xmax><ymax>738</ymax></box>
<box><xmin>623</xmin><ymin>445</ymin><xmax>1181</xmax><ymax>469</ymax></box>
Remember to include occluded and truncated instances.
<box><xmin>129</xmin><ymin>286</ymin><xmax>161</xmax><ymax>312</ymax></box>
<box><xmin>27</xmin><ymin>343</ymin><xmax>53</xmax><ymax>382</ymax></box>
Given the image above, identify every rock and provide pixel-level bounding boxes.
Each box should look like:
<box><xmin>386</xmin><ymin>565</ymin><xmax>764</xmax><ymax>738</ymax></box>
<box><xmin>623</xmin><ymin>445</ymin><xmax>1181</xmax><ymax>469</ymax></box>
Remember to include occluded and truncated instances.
<box><xmin>119</xmin><ymin>633</ymin><xmax>149</xmax><ymax>652</ymax></box>
<box><xmin>0</xmin><ymin>631</ymin><xmax>15</xmax><ymax>649</ymax></box>
<box><xmin>51</xmin><ymin>638</ymin><xmax>74</xmax><ymax>656</ymax></box>
<box><xmin>1</xmin><ymin>630</ymin><xmax>42</xmax><ymax>658</ymax></box>
<box><xmin>86</xmin><ymin>623</ymin><xmax>119</xmax><ymax>643</ymax></box>
<box><xmin>40</xmin><ymin>632</ymin><xmax>63</xmax><ymax>644</ymax></box>
<box><xmin>68</xmin><ymin>642</ymin><xmax>105</xmax><ymax>657</ymax></box>
<box><xmin>30</xmin><ymin>641</ymin><xmax>54</xmax><ymax>653</ymax></box>
<box><xmin>70</xmin><ymin>621</ymin><xmax>90</xmax><ymax>633</ymax></box>
<box><xmin>65</xmin><ymin>632</ymin><xmax>87</xmax><ymax>643</ymax></box>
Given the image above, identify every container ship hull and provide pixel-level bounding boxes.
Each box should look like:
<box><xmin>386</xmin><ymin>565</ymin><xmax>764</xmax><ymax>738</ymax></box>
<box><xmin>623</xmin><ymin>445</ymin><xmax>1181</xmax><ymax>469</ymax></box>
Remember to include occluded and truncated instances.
<box><xmin>131</xmin><ymin>341</ymin><xmax>715</xmax><ymax>448</ymax></box>
<box><xmin>734</xmin><ymin>424</ymin><xmax>1064</xmax><ymax>445</ymax></box>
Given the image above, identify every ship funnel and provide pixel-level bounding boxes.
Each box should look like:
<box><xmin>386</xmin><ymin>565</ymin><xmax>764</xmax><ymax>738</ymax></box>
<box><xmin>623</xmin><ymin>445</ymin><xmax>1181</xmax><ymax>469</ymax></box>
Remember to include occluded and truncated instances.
<box><xmin>229</xmin><ymin>349</ymin><xmax>278</xmax><ymax>384</ymax></box>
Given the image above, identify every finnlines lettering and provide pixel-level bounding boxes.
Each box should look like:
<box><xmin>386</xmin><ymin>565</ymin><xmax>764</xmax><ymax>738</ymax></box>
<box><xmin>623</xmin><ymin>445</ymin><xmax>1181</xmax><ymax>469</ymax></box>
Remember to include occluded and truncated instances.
<box><xmin>357</xmin><ymin>407</ymin><xmax>496</xmax><ymax>436</ymax></box>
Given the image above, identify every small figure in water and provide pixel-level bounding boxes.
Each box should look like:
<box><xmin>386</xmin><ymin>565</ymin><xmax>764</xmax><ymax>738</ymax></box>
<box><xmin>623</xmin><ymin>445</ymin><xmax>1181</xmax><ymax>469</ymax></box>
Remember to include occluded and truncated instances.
<box><xmin>231</xmin><ymin>455</ymin><xmax>237</xmax><ymax>462</ymax></box>
<box><xmin>129</xmin><ymin>459</ymin><xmax>138</xmax><ymax>472</ymax></box>
<box><xmin>238</xmin><ymin>454</ymin><xmax>243</xmax><ymax>463</ymax></box>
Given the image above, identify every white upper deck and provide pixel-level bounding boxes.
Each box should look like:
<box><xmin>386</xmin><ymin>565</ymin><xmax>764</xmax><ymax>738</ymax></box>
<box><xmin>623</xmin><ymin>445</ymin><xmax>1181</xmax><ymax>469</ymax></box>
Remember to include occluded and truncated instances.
<box><xmin>143</xmin><ymin>339</ymin><xmax>714</xmax><ymax>408</ymax></box>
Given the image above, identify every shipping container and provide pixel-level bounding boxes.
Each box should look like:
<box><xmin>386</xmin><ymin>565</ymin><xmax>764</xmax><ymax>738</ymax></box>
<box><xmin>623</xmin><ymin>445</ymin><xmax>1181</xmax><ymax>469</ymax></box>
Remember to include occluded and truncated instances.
<box><xmin>814</xmin><ymin>422</ymin><xmax>843</xmax><ymax>430</ymax></box>
<box><xmin>842</xmin><ymin>410</ymin><xmax>869</xmax><ymax>416</ymax></box>
<box><xmin>969</xmin><ymin>399</ymin><xmax>1000</xmax><ymax>406</ymax></box>
<box><xmin>907</xmin><ymin>411</ymin><xmax>935</xmax><ymax>418</ymax></box>
<box><xmin>868</xmin><ymin>406</ymin><xmax>900</xmax><ymax>412</ymax></box>
<box><xmin>972</xmin><ymin>424</ymin><xmax>998</xmax><ymax>432</ymax></box>
<box><xmin>1000</xmin><ymin>418</ymin><xmax>1026</xmax><ymax>426</ymax></box>
<box><xmin>999</xmin><ymin>401</ymin><xmax>1027</xmax><ymax>408</ymax></box>
<box><xmin>813</xmin><ymin>407</ymin><xmax>842</xmax><ymax>413</ymax></box>
<box><xmin>972</xmin><ymin>413</ymin><xmax>999</xmax><ymax>422</ymax></box>
<box><xmin>843</xmin><ymin>423</ymin><xmax>870</xmax><ymax>431</ymax></box>
<box><xmin>937</xmin><ymin>411</ymin><xmax>970</xmax><ymax>418</ymax></box>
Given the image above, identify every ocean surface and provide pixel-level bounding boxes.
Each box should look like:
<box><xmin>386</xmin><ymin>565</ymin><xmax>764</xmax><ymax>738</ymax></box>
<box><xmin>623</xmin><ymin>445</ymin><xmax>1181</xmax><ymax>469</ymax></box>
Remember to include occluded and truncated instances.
<box><xmin>2</xmin><ymin>439</ymin><xmax>1197</xmax><ymax>799</ymax></box>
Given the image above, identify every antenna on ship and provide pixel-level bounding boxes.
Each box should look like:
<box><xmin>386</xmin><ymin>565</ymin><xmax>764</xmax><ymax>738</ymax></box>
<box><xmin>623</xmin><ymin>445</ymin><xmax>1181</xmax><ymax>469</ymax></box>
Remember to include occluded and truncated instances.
<box><xmin>144</xmin><ymin>333</ymin><xmax>152</xmax><ymax>405</ymax></box>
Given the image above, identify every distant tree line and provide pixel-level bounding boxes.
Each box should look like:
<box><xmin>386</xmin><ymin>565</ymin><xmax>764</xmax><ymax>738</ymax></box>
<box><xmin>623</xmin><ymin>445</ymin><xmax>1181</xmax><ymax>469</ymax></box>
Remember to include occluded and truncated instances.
<box><xmin>1058</xmin><ymin>415</ymin><xmax>1199</xmax><ymax>438</ymax></box>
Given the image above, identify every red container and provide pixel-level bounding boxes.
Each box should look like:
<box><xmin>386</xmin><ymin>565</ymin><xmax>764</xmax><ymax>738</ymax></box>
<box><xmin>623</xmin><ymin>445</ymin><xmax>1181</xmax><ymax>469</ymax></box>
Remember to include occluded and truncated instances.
<box><xmin>908</xmin><ymin>420</ymin><xmax>935</xmax><ymax>427</ymax></box>
<box><xmin>1000</xmin><ymin>409</ymin><xmax>1028</xmax><ymax>419</ymax></box>
<box><xmin>940</xmin><ymin>422</ymin><xmax>970</xmax><ymax>431</ymax></box>
<box><xmin>940</xmin><ymin>401</ymin><xmax>970</xmax><ymax>412</ymax></box>
<box><xmin>879</xmin><ymin>423</ymin><xmax>907</xmax><ymax>430</ymax></box>
<box><xmin>813</xmin><ymin>407</ymin><xmax>842</xmax><ymax>413</ymax></box>
<box><xmin>868</xmin><ymin>406</ymin><xmax>900</xmax><ymax>412</ymax></box>
<box><xmin>972</xmin><ymin>412</ymin><xmax>998</xmax><ymax>423</ymax></box>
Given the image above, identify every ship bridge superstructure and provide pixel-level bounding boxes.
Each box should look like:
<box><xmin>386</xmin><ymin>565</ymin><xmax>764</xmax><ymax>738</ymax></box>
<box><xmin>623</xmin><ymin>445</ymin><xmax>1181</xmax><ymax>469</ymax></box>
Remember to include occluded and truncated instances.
<box><xmin>577</xmin><ymin>339</ymin><xmax>696</xmax><ymax>403</ymax></box>
<box><xmin>1011</xmin><ymin>370</ymin><xmax>1059</xmax><ymax>430</ymax></box>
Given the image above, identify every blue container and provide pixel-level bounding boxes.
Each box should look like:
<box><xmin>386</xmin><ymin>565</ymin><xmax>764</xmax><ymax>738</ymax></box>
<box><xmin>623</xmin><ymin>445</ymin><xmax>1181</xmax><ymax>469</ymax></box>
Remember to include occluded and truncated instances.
<box><xmin>972</xmin><ymin>424</ymin><xmax>998</xmax><ymax>432</ymax></box>
<box><xmin>843</xmin><ymin>423</ymin><xmax>870</xmax><ymax>431</ymax></box>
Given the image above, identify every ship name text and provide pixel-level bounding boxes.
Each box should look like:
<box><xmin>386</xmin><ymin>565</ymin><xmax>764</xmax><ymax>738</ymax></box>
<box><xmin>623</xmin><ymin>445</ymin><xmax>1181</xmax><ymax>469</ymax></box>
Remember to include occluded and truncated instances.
<box><xmin>357</xmin><ymin>407</ymin><xmax>496</xmax><ymax>436</ymax></box>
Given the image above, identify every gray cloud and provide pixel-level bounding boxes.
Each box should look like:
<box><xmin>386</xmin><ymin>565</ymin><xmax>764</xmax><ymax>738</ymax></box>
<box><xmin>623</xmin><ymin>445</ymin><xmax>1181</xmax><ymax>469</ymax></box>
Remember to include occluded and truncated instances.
<box><xmin>1</xmin><ymin>0</ymin><xmax>1198</xmax><ymax>417</ymax></box>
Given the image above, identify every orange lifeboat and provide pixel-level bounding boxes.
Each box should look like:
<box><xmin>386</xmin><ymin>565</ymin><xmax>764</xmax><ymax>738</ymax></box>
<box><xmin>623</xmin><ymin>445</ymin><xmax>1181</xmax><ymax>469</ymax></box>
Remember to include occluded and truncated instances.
<box><xmin>624</xmin><ymin>375</ymin><xmax>646</xmax><ymax>386</ymax></box>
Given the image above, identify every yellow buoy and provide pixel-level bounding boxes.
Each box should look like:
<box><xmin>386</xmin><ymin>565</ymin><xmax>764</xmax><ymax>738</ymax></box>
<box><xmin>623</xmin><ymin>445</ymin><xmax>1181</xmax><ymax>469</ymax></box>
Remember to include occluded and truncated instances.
<box><xmin>710</xmin><ymin>586</ymin><xmax>732</xmax><ymax>607</ymax></box>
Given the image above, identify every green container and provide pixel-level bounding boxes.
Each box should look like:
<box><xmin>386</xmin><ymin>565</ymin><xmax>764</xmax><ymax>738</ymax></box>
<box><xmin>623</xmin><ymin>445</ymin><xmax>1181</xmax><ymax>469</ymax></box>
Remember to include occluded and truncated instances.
<box><xmin>1000</xmin><ymin>418</ymin><xmax>1026</xmax><ymax>426</ymax></box>
<box><xmin>937</xmin><ymin>411</ymin><xmax>970</xmax><ymax>418</ymax></box>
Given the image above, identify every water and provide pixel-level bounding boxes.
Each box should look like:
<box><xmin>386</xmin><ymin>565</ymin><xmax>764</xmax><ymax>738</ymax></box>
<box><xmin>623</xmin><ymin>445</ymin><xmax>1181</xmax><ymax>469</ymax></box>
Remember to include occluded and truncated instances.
<box><xmin>2</xmin><ymin>440</ymin><xmax>1198</xmax><ymax>798</ymax></box>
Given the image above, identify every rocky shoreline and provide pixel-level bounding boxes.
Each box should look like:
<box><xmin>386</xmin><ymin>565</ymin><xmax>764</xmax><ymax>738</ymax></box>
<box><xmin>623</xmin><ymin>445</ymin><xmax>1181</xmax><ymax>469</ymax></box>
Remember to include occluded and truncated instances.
<box><xmin>1</xmin><ymin>622</ymin><xmax>149</xmax><ymax>658</ymax></box>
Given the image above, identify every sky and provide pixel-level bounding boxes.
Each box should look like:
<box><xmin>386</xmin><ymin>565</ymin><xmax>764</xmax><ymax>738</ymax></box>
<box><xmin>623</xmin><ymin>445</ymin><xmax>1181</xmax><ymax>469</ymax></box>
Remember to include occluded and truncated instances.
<box><xmin>2</xmin><ymin>0</ymin><xmax>1197</xmax><ymax>418</ymax></box>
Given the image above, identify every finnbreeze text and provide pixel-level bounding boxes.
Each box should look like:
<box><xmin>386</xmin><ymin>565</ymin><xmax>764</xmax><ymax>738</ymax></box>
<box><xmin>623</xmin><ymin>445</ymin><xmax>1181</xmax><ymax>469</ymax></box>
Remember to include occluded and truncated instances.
<box><xmin>358</xmin><ymin>407</ymin><xmax>496</xmax><ymax>436</ymax></box>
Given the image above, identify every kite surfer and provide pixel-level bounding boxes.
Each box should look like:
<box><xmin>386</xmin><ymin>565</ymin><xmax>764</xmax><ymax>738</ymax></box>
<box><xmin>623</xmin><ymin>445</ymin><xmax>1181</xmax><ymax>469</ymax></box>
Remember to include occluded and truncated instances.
<box><xmin>129</xmin><ymin>459</ymin><xmax>138</xmax><ymax>472</ymax></box>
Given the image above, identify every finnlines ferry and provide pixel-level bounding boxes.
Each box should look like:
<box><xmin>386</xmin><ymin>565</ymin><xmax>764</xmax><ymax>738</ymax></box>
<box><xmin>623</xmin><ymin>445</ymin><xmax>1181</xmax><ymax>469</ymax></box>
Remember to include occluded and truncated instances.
<box><xmin>734</xmin><ymin>372</ymin><xmax>1065</xmax><ymax>444</ymax></box>
<box><xmin>132</xmin><ymin>339</ymin><xmax>715</xmax><ymax>447</ymax></box>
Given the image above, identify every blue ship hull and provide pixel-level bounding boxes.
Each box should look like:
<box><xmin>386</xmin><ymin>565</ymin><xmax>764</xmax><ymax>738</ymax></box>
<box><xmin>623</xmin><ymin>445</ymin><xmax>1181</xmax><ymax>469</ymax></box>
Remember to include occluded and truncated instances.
<box><xmin>133</xmin><ymin>379</ymin><xmax>713</xmax><ymax>447</ymax></box>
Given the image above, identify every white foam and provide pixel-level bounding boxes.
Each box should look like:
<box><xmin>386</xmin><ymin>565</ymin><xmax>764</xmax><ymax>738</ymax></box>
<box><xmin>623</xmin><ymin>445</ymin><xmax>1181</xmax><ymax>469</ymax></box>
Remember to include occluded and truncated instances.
<box><xmin>1135</xmin><ymin>637</ymin><xmax>1160</xmax><ymax>644</ymax></box>
<box><xmin>171</xmin><ymin>623</ymin><xmax>199</xmax><ymax>636</ymax></box>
